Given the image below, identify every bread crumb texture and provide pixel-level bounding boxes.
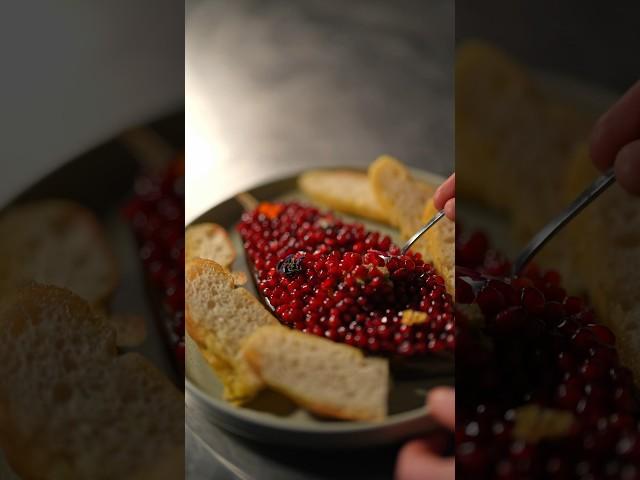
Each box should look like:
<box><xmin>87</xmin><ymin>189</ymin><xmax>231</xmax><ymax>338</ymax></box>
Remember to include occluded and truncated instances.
<box><xmin>0</xmin><ymin>284</ymin><xmax>183</xmax><ymax>480</ymax></box>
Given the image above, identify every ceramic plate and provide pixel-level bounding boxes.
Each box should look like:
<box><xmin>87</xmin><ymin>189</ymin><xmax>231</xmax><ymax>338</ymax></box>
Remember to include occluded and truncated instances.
<box><xmin>185</xmin><ymin>168</ymin><xmax>455</xmax><ymax>448</ymax></box>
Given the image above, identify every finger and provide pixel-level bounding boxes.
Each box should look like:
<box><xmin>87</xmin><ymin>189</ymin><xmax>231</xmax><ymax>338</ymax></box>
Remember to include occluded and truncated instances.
<box><xmin>590</xmin><ymin>80</ymin><xmax>640</xmax><ymax>172</ymax></box>
<box><xmin>413</xmin><ymin>430</ymin><xmax>451</xmax><ymax>456</ymax></box>
<box><xmin>395</xmin><ymin>439</ymin><xmax>455</xmax><ymax>480</ymax></box>
<box><xmin>444</xmin><ymin>198</ymin><xmax>455</xmax><ymax>221</ymax></box>
<box><xmin>433</xmin><ymin>174</ymin><xmax>455</xmax><ymax>210</ymax></box>
<box><xmin>427</xmin><ymin>387</ymin><xmax>455</xmax><ymax>431</ymax></box>
<box><xmin>614</xmin><ymin>138</ymin><xmax>640</xmax><ymax>196</ymax></box>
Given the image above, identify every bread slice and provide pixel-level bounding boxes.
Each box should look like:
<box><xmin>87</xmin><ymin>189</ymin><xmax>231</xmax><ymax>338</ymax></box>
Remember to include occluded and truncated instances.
<box><xmin>242</xmin><ymin>325</ymin><xmax>389</xmax><ymax>421</ymax></box>
<box><xmin>554</xmin><ymin>144</ymin><xmax>640</xmax><ymax>383</ymax></box>
<box><xmin>185</xmin><ymin>258</ymin><xmax>279</xmax><ymax>403</ymax></box>
<box><xmin>0</xmin><ymin>199</ymin><xmax>118</xmax><ymax>306</ymax></box>
<box><xmin>298</xmin><ymin>169</ymin><xmax>389</xmax><ymax>224</ymax></box>
<box><xmin>185</xmin><ymin>222</ymin><xmax>236</xmax><ymax>268</ymax></box>
<box><xmin>368</xmin><ymin>156</ymin><xmax>455</xmax><ymax>294</ymax></box>
<box><xmin>0</xmin><ymin>284</ymin><xmax>183</xmax><ymax>480</ymax></box>
<box><xmin>368</xmin><ymin>155</ymin><xmax>436</xmax><ymax>238</ymax></box>
<box><xmin>413</xmin><ymin>200</ymin><xmax>455</xmax><ymax>295</ymax></box>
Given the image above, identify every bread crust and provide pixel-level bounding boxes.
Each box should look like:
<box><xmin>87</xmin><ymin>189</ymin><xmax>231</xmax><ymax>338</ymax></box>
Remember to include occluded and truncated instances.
<box><xmin>185</xmin><ymin>222</ymin><xmax>236</xmax><ymax>268</ymax></box>
<box><xmin>0</xmin><ymin>199</ymin><xmax>118</xmax><ymax>307</ymax></box>
<box><xmin>185</xmin><ymin>258</ymin><xmax>275</xmax><ymax>403</ymax></box>
<box><xmin>298</xmin><ymin>170</ymin><xmax>389</xmax><ymax>224</ymax></box>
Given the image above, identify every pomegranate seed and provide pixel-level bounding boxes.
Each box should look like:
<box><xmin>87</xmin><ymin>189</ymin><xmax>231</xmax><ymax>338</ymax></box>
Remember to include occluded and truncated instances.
<box><xmin>238</xmin><ymin>202</ymin><xmax>455</xmax><ymax>356</ymax></box>
<box><xmin>521</xmin><ymin>286</ymin><xmax>545</xmax><ymax>314</ymax></box>
<box><xmin>455</xmin><ymin>227</ymin><xmax>640</xmax><ymax>477</ymax></box>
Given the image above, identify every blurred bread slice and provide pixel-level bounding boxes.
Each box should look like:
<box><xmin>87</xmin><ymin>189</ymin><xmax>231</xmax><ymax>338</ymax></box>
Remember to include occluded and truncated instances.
<box><xmin>455</xmin><ymin>40</ymin><xmax>540</xmax><ymax>211</ymax></box>
<box><xmin>298</xmin><ymin>169</ymin><xmax>389</xmax><ymax>224</ymax></box>
<box><xmin>185</xmin><ymin>222</ymin><xmax>236</xmax><ymax>268</ymax></box>
<box><xmin>185</xmin><ymin>258</ymin><xmax>279</xmax><ymax>403</ymax></box>
<box><xmin>555</xmin><ymin>144</ymin><xmax>640</xmax><ymax>383</ymax></box>
<box><xmin>455</xmin><ymin>41</ymin><xmax>596</xmax><ymax>238</ymax></box>
<box><xmin>0</xmin><ymin>284</ymin><xmax>183</xmax><ymax>480</ymax></box>
<box><xmin>368</xmin><ymin>155</ymin><xmax>436</xmax><ymax>238</ymax></box>
<box><xmin>456</xmin><ymin>42</ymin><xmax>639</xmax><ymax>384</ymax></box>
<box><xmin>0</xmin><ymin>199</ymin><xmax>117</xmax><ymax>306</ymax></box>
<box><xmin>242</xmin><ymin>325</ymin><xmax>389</xmax><ymax>421</ymax></box>
<box><xmin>413</xmin><ymin>200</ymin><xmax>455</xmax><ymax>294</ymax></box>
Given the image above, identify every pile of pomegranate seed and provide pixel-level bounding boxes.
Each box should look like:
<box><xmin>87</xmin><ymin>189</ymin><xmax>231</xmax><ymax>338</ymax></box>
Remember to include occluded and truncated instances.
<box><xmin>237</xmin><ymin>202</ymin><xmax>454</xmax><ymax>357</ymax></box>
<box><xmin>456</xmin><ymin>227</ymin><xmax>640</xmax><ymax>479</ymax></box>
<box><xmin>123</xmin><ymin>157</ymin><xmax>185</xmax><ymax>369</ymax></box>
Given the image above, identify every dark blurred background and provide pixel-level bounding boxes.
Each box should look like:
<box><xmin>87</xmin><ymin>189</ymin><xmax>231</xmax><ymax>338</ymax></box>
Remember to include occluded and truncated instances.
<box><xmin>456</xmin><ymin>0</ymin><xmax>640</xmax><ymax>93</ymax></box>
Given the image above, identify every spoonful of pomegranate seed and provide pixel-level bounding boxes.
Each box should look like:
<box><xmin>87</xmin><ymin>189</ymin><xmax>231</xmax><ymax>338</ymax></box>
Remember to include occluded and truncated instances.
<box><xmin>513</xmin><ymin>167</ymin><xmax>616</xmax><ymax>275</ymax></box>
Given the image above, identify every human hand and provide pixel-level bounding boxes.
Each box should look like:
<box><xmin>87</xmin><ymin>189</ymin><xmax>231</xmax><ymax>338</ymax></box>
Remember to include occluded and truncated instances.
<box><xmin>590</xmin><ymin>80</ymin><xmax>640</xmax><ymax>195</ymax></box>
<box><xmin>433</xmin><ymin>174</ymin><xmax>455</xmax><ymax>220</ymax></box>
<box><xmin>394</xmin><ymin>388</ymin><xmax>455</xmax><ymax>480</ymax></box>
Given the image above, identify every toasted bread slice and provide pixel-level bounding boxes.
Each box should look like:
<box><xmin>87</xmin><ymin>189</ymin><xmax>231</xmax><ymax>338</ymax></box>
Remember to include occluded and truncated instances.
<box><xmin>0</xmin><ymin>284</ymin><xmax>183</xmax><ymax>480</ymax></box>
<box><xmin>413</xmin><ymin>200</ymin><xmax>455</xmax><ymax>295</ymax></box>
<box><xmin>298</xmin><ymin>169</ymin><xmax>389</xmax><ymax>224</ymax></box>
<box><xmin>368</xmin><ymin>155</ymin><xmax>436</xmax><ymax>238</ymax></box>
<box><xmin>368</xmin><ymin>156</ymin><xmax>454</xmax><ymax>293</ymax></box>
<box><xmin>185</xmin><ymin>258</ymin><xmax>279</xmax><ymax>403</ymax></box>
<box><xmin>185</xmin><ymin>222</ymin><xmax>236</xmax><ymax>268</ymax></box>
<box><xmin>0</xmin><ymin>199</ymin><xmax>118</xmax><ymax>306</ymax></box>
<box><xmin>242</xmin><ymin>325</ymin><xmax>389</xmax><ymax>421</ymax></box>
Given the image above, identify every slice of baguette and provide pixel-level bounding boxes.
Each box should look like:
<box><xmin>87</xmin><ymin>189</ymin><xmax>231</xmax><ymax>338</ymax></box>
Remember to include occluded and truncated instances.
<box><xmin>368</xmin><ymin>155</ymin><xmax>436</xmax><ymax>238</ymax></box>
<box><xmin>414</xmin><ymin>200</ymin><xmax>455</xmax><ymax>295</ymax></box>
<box><xmin>0</xmin><ymin>284</ymin><xmax>183</xmax><ymax>480</ymax></box>
<box><xmin>368</xmin><ymin>156</ymin><xmax>455</xmax><ymax>294</ymax></box>
<box><xmin>185</xmin><ymin>258</ymin><xmax>279</xmax><ymax>403</ymax></box>
<box><xmin>298</xmin><ymin>169</ymin><xmax>389</xmax><ymax>224</ymax></box>
<box><xmin>0</xmin><ymin>199</ymin><xmax>118</xmax><ymax>306</ymax></box>
<box><xmin>185</xmin><ymin>222</ymin><xmax>236</xmax><ymax>269</ymax></box>
<box><xmin>242</xmin><ymin>325</ymin><xmax>389</xmax><ymax>421</ymax></box>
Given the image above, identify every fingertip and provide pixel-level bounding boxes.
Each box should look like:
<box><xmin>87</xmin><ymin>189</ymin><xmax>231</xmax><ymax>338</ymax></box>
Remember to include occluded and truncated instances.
<box><xmin>444</xmin><ymin>198</ymin><xmax>455</xmax><ymax>221</ymax></box>
<box><xmin>395</xmin><ymin>440</ymin><xmax>429</xmax><ymax>480</ymax></box>
<box><xmin>395</xmin><ymin>439</ymin><xmax>454</xmax><ymax>480</ymax></box>
<box><xmin>432</xmin><ymin>185</ymin><xmax>444</xmax><ymax>210</ymax></box>
<box><xmin>614</xmin><ymin>139</ymin><xmax>640</xmax><ymax>196</ymax></box>
<box><xmin>427</xmin><ymin>386</ymin><xmax>455</xmax><ymax>404</ymax></box>
<box><xmin>427</xmin><ymin>387</ymin><xmax>455</xmax><ymax>430</ymax></box>
<box><xmin>589</xmin><ymin>116</ymin><xmax>613</xmax><ymax>172</ymax></box>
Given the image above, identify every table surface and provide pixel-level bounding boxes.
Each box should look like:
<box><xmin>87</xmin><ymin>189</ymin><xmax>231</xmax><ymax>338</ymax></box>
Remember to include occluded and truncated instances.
<box><xmin>185</xmin><ymin>0</ymin><xmax>453</xmax><ymax>478</ymax></box>
<box><xmin>185</xmin><ymin>0</ymin><xmax>454</xmax><ymax>222</ymax></box>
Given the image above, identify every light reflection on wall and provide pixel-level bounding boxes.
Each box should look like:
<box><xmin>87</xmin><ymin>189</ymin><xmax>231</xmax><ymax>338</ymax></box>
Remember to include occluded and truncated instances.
<box><xmin>185</xmin><ymin>87</ymin><xmax>227</xmax><ymax>222</ymax></box>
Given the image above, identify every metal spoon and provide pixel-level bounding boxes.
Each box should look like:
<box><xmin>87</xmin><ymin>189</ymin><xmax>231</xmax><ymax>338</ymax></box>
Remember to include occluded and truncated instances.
<box><xmin>512</xmin><ymin>167</ymin><xmax>616</xmax><ymax>275</ymax></box>
<box><xmin>400</xmin><ymin>209</ymin><xmax>446</xmax><ymax>254</ymax></box>
<box><xmin>370</xmin><ymin>209</ymin><xmax>447</xmax><ymax>266</ymax></box>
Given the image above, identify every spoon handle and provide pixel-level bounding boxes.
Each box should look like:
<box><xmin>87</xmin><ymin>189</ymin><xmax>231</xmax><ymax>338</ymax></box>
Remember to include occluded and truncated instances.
<box><xmin>513</xmin><ymin>168</ymin><xmax>616</xmax><ymax>275</ymax></box>
<box><xmin>401</xmin><ymin>210</ymin><xmax>446</xmax><ymax>255</ymax></box>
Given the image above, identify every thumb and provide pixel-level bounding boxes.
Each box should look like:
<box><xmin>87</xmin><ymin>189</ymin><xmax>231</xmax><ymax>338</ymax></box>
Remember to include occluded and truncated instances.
<box><xmin>427</xmin><ymin>387</ymin><xmax>455</xmax><ymax>431</ymax></box>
